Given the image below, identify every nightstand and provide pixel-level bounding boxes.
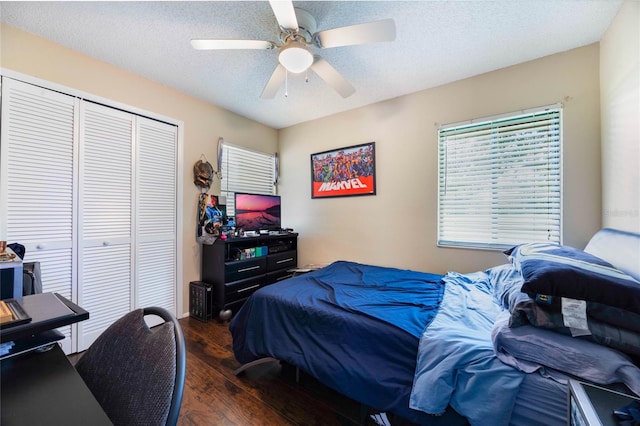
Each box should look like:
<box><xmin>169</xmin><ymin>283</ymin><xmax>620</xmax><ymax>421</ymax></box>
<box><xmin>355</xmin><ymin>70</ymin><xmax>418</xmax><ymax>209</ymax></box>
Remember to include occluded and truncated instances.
<box><xmin>568</xmin><ymin>379</ymin><xmax>639</xmax><ymax>426</ymax></box>
<box><xmin>288</xmin><ymin>263</ymin><xmax>328</xmax><ymax>277</ymax></box>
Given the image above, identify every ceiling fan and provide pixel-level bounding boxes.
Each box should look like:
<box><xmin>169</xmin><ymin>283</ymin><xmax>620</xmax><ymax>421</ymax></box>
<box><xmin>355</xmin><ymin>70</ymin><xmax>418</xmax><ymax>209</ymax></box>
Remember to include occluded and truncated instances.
<box><xmin>190</xmin><ymin>1</ymin><xmax>396</xmax><ymax>99</ymax></box>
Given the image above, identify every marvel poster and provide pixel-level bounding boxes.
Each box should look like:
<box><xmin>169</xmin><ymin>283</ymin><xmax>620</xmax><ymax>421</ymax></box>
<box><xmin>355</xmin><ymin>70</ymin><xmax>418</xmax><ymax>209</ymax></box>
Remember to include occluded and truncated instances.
<box><xmin>310</xmin><ymin>142</ymin><xmax>376</xmax><ymax>198</ymax></box>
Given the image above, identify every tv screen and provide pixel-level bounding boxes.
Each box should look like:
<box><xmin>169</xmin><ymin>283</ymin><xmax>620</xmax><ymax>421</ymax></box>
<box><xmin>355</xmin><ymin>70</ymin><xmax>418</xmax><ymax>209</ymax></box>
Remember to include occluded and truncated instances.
<box><xmin>234</xmin><ymin>193</ymin><xmax>281</xmax><ymax>231</ymax></box>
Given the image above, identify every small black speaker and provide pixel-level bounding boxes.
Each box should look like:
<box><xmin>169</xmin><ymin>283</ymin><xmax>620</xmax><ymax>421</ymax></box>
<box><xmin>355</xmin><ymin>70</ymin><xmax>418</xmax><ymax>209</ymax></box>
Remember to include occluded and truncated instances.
<box><xmin>189</xmin><ymin>281</ymin><xmax>213</xmax><ymax>322</ymax></box>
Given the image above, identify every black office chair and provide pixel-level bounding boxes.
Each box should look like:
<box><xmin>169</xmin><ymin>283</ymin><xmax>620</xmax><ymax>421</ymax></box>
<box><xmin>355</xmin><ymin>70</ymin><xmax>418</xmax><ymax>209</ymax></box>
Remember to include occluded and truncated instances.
<box><xmin>75</xmin><ymin>307</ymin><xmax>186</xmax><ymax>426</ymax></box>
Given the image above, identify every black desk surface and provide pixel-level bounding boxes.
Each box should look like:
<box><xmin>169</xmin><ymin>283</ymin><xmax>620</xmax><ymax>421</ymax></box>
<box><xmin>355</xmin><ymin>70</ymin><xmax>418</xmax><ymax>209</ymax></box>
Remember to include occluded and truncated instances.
<box><xmin>0</xmin><ymin>292</ymin><xmax>89</xmax><ymax>343</ymax></box>
<box><xmin>1</xmin><ymin>344</ymin><xmax>113</xmax><ymax>425</ymax></box>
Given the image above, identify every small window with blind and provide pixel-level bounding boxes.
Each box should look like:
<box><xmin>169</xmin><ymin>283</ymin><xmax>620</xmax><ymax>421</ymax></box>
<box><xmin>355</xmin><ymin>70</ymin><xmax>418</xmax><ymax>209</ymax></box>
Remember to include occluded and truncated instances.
<box><xmin>437</xmin><ymin>105</ymin><xmax>562</xmax><ymax>250</ymax></box>
<box><xmin>220</xmin><ymin>142</ymin><xmax>276</xmax><ymax>217</ymax></box>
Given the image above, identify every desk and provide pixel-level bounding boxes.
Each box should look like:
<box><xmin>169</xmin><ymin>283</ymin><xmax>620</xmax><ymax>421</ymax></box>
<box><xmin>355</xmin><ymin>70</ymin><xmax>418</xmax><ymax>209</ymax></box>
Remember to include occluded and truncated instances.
<box><xmin>0</xmin><ymin>292</ymin><xmax>112</xmax><ymax>425</ymax></box>
<box><xmin>0</xmin><ymin>292</ymin><xmax>89</xmax><ymax>343</ymax></box>
<box><xmin>1</xmin><ymin>344</ymin><xmax>112</xmax><ymax>425</ymax></box>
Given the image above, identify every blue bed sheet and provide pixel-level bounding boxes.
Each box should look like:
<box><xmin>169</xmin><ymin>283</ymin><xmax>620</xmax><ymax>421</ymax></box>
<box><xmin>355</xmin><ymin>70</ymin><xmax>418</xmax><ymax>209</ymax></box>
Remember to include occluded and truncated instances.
<box><xmin>230</xmin><ymin>260</ymin><xmax>465</xmax><ymax>424</ymax></box>
<box><xmin>410</xmin><ymin>271</ymin><xmax>524</xmax><ymax>426</ymax></box>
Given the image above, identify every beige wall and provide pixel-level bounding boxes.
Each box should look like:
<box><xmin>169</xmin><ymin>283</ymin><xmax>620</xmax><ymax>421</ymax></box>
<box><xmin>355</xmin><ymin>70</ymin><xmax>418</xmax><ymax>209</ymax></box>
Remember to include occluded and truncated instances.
<box><xmin>0</xmin><ymin>23</ymin><xmax>278</xmax><ymax>316</ymax></box>
<box><xmin>279</xmin><ymin>44</ymin><xmax>602</xmax><ymax>274</ymax></box>
<box><xmin>600</xmin><ymin>1</ymin><xmax>640</xmax><ymax>234</ymax></box>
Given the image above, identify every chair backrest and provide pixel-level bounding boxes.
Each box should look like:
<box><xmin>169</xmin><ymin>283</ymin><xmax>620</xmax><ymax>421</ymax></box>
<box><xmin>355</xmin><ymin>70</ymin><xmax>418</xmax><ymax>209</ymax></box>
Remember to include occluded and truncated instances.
<box><xmin>23</xmin><ymin>261</ymin><xmax>43</xmax><ymax>295</ymax></box>
<box><xmin>75</xmin><ymin>307</ymin><xmax>186</xmax><ymax>426</ymax></box>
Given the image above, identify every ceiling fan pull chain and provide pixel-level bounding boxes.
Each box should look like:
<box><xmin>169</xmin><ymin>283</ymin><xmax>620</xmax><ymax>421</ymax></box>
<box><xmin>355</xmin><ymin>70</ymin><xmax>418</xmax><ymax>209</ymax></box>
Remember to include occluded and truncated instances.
<box><xmin>305</xmin><ymin>69</ymin><xmax>309</xmax><ymax>83</ymax></box>
<box><xmin>285</xmin><ymin>70</ymin><xmax>289</xmax><ymax>98</ymax></box>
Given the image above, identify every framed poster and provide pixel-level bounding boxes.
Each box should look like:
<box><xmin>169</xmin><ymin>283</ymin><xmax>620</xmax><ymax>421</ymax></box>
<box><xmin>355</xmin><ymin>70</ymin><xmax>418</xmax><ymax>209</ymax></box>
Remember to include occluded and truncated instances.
<box><xmin>310</xmin><ymin>141</ymin><xmax>376</xmax><ymax>198</ymax></box>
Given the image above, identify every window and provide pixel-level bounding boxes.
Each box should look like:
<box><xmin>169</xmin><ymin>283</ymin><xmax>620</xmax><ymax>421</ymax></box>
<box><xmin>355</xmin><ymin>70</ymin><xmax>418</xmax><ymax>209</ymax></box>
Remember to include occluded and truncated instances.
<box><xmin>438</xmin><ymin>105</ymin><xmax>562</xmax><ymax>250</ymax></box>
<box><xmin>220</xmin><ymin>142</ymin><xmax>276</xmax><ymax>216</ymax></box>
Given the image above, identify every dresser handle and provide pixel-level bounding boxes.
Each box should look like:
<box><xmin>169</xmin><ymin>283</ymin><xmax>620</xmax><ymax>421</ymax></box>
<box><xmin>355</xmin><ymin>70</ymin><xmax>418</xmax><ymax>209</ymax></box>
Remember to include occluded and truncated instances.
<box><xmin>276</xmin><ymin>258</ymin><xmax>294</xmax><ymax>264</ymax></box>
<box><xmin>237</xmin><ymin>284</ymin><xmax>260</xmax><ymax>293</ymax></box>
<box><xmin>238</xmin><ymin>265</ymin><xmax>261</xmax><ymax>273</ymax></box>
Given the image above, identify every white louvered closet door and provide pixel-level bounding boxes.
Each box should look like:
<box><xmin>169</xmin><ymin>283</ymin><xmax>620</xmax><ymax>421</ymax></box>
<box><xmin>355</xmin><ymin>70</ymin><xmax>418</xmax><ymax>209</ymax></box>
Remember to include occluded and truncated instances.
<box><xmin>136</xmin><ymin>118</ymin><xmax>177</xmax><ymax>314</ymax></box>
<box><xmin>0</xmin><ymin>78</ymin><xmax>78</xmax><ymax>353</ymax></box>
<box><xmin>77</xmin><ymin>102</ymin><xmax>134</xmax><ymax>351</ymax></box>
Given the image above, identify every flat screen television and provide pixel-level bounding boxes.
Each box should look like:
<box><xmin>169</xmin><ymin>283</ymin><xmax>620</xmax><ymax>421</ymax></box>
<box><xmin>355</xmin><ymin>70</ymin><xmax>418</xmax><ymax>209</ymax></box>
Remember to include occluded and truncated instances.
<box><xmin>234</xmin><ymin>192</ymin><xmax>281</xmax><ymax>232</ymax></box>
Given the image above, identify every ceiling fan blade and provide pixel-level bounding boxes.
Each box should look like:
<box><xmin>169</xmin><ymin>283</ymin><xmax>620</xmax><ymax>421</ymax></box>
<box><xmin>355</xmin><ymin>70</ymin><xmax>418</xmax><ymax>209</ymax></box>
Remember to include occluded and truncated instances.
<box><xmin>261</xmin><ymin>64</ymin><xmax>287</xmax><ymax>99</ymax></box>
<box><xmin>269</xmin><ymin>0</ymin><xmax>298</xmax><ymax>31</ymax></box>
<box><xmin>310</xmin><ymin>58</ymin><xmax>355</xmax><ymax>98</ymax></box>
<box><xmin>191</xmin><ymin>39</ymin><xmax>275</xmax><ymax>50</ymax></box>
<box><xmin>314</xmin><ymin>19</ymin><xmax>396</xmax><ymax>48</ymax></box>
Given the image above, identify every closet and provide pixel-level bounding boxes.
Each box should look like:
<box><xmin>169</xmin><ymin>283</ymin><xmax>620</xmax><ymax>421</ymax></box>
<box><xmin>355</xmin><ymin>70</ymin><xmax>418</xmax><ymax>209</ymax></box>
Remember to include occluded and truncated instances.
<box><xmin>0</xmin><ymin>77</ymin><xmax>179</xmax><ymax>353</ymax></box>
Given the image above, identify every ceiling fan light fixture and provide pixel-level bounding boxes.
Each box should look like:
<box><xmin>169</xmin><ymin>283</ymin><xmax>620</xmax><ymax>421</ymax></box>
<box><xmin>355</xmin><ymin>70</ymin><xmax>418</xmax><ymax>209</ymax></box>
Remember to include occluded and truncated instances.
<box><xmin>278</xmin><ymin>41</ymin><xmax>313</xmax><ymax>73</ymax></box>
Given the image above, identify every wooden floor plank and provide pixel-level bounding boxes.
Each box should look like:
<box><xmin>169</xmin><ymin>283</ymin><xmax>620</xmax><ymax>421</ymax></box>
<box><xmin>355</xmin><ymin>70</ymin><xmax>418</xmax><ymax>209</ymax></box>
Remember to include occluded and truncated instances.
<box><xmin>179</xmin><ymin>318</ymin><xmax>366</xmax><ymax>426</ymax></box>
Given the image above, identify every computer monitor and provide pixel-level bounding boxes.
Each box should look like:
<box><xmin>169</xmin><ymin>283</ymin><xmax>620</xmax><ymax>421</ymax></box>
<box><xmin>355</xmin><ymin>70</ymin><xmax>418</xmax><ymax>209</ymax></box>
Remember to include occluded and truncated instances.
<box><xmin>234</xmin><ymin>192</ymin><xmax>281</xmax><ymax>232</ymax></box>
<box><xmin>0</xmin><ymin>253</ymin><xmax>23</xmax><ymax>300</ymax></box>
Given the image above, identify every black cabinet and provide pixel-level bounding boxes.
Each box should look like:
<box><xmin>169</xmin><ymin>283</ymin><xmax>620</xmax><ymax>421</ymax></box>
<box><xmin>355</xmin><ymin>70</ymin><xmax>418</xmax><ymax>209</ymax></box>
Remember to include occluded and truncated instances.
<box><xmin>201</xmin><ymin>233</ymin><xmax>298</xmax><ymax>319</ymax></box>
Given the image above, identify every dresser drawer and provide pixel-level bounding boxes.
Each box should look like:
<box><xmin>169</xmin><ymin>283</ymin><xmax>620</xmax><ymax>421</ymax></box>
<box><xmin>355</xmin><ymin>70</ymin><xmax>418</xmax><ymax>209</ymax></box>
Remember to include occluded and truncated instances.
<box><xmin>225</xmin><ymin>275</ymin><xmax>266</xmax><ymax>305</ymax></box>
<box><xmin>225</xmin><ymin>257</ymin><xmax>267</xmax><ymax>281</ymax></box>
<box><xmin>267</xmin><ymin>250</ymin><xmax>297</xmax><ymax>271</ymax></box>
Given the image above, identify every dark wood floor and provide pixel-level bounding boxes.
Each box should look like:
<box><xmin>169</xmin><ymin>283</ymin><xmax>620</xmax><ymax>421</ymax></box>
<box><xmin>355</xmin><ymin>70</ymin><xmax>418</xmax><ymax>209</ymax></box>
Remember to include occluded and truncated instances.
<box><xmin>175</xmin><ymin>317</ymin><xmax>378</xmax><ymax>426</ymax></box>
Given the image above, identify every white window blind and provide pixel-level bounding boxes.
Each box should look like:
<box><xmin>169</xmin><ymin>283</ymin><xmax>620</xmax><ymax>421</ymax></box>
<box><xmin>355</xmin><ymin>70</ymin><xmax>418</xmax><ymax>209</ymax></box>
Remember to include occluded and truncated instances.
<box><xmin>220</xmin><ymin>142</ymin><xmax>276</xmax><ymax>216</ymax></box>
<box><xmin>438</xmin><ymin>105</ymin><xmax>562</xmax><ymax>250</ymax></box>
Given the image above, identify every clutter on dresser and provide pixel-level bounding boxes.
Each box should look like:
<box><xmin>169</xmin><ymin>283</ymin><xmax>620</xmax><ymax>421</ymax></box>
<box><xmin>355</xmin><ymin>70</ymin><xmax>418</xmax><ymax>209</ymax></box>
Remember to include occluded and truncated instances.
<box><xmin>196</xmin><ymin>194</ymin><xmax>226</xmax><ymax>245</ymax></box>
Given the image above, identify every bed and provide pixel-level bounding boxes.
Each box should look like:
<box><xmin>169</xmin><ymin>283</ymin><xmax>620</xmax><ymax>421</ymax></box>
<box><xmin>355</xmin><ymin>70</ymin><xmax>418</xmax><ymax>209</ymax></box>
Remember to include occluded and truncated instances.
<box><xmin>229</xmin><ymin>228</ymin><xmax>640</xmax><ymax>425</ymax></box>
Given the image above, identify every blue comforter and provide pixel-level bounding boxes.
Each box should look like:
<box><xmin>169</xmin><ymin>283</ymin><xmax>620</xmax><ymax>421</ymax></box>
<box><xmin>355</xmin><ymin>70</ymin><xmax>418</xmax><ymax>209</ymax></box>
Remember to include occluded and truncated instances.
<box><xmin>231</xmin><ymin>261</ymin><xmax>524</xmax><ymax>425</ymax></box>
<box><xmin>230</xmin><ymin>260</ymin><xmax>466</xmax><ymax>424</ymax></box>
<box><xmin>410</xmin><ymin>271</ymin><xmax>524</xmax><ymax>426</ymax></box>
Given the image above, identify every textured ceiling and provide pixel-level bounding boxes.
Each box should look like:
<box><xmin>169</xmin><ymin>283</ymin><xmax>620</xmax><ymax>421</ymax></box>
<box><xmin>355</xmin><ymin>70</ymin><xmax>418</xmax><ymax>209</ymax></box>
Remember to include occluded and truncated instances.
<box><xmin>0</xmin><ymin>1</ymin><xmax>623</xmax><ymax>129</ymax></box>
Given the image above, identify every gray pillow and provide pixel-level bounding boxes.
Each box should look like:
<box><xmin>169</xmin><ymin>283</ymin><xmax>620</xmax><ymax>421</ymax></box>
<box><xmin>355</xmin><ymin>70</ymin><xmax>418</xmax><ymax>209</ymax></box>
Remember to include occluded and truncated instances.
<box><xmin>492</xmin><ymin>311</ymin><xmax>640</xmax><ymax>395</ymax></box>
